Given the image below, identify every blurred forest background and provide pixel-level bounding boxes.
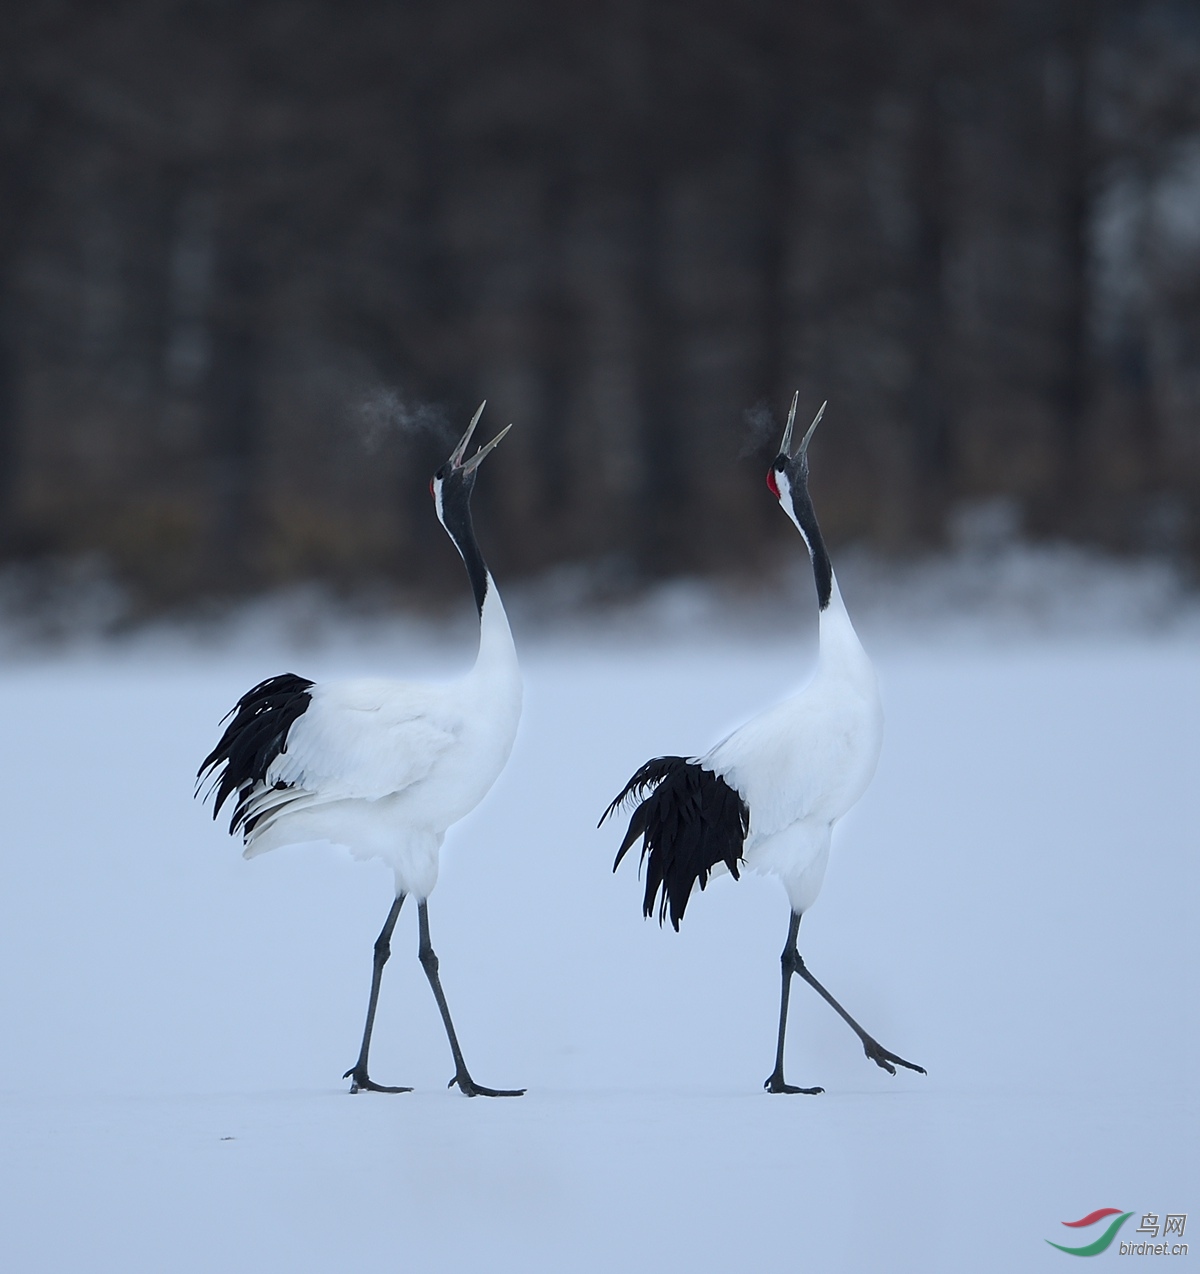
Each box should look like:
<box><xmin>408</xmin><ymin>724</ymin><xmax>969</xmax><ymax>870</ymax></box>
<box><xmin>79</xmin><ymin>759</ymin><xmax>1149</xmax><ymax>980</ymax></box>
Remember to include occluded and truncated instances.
<box><xmin>1</xmin><ymin>0</ymin><xmax>1198</xmax><ymax>609</ymax></box>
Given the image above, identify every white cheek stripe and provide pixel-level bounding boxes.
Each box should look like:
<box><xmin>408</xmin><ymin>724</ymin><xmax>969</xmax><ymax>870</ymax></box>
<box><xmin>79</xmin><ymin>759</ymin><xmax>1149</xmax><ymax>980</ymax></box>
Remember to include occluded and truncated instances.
<box><xmin>775</xmin><ymin>470</ymin><xmax>811</xmax><ymax>549</ymax></box>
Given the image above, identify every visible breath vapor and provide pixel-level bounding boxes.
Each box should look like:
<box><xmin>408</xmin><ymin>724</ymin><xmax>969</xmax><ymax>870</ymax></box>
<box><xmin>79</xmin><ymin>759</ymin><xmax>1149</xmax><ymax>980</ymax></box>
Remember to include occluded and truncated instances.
<box><xmin>740</xmin><ymin>401</ymin><xmax>778</xmax><ymax>458</ymax></box>
<box><xmin>354</xmin><ymin>388</ymin><xmax>451</xmax><ymax>451</ymax></box>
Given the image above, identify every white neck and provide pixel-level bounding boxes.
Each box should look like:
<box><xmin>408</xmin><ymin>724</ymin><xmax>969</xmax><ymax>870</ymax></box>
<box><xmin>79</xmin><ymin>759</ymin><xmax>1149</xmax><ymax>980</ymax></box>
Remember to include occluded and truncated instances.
<box><xmin>816</xmin><ymin>571</ymin><xmax>873</xmax><ymax>682</ymax></box>
<box><xmin>472</xmin><ymin>574</ymin><xmax>519</xmax><ymax>680</ymax></box>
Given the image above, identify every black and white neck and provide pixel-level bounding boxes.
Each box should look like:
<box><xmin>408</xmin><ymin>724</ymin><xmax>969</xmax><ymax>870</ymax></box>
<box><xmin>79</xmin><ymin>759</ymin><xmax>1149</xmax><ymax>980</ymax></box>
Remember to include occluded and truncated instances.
<box><xmin>428</xmin><ymin>404</ymin><xmax>518</xmax><ymax>682</ymax></box>
<box><xmin>433</xmin><ymin>469</ymin><xmax>490</xmax><ymax>615</ymax></box>
<box><xmin>766</xmin><ymin>397</ymin><xmax>871</xmax><ymax>676</ymax></box>
<box><xmin>769</xmin><ymin>457</ymin><xmax>833</xmax><ymax>613</ymax></box>
<box><xmin>429</xmin><ymin>402</ymin><xmax>513</xmax><ymax>618</ymax></box>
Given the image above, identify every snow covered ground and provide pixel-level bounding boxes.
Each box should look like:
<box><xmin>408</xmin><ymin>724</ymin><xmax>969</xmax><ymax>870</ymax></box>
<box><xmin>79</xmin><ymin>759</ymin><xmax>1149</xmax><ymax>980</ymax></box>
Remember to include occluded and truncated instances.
<box><xmin>0</xmin><ymin>562</ymin><xmax>1196</xmax><ymax>1272</ymax></box>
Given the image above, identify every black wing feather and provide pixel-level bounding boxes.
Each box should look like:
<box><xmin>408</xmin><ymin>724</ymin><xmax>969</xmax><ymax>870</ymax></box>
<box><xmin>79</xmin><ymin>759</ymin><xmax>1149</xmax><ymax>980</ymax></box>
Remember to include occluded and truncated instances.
<box><xmin>600</xmin><ymin>756</ymin><xmax>749</xmax><ymax>930</ymax></box>
<box><xmin>197</xmin><ymin>673</ymin><xmax>314</xmax><ymax>835</ymax></box>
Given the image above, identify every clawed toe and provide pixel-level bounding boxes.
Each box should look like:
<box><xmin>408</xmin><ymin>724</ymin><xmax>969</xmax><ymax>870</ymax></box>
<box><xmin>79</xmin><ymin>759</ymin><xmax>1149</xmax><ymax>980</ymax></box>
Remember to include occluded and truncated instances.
<box><xmin>862</xmin><ymin>1041</ymin><xmax>926</xmax><ymax>1076</ymax></box>
<box><xmin>448</xmin><ymin>1073</ymin><xmax>525</xmax><ymax>1098</ymax></box>
<box><xmin>764</xmin><ymin>1072</ymin><xmax>824</xmax><ymax>1095</ymax></box>
<box><xmin>344</xmin><ymin>1067</ymin><xmax>413</xmax><ymax>1094</ymax></box>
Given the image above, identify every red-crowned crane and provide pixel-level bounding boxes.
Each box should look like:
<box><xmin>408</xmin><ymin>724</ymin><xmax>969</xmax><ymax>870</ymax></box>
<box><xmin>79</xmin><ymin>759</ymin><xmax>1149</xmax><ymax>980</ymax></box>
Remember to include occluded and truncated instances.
<box><xmin>198</xmin><ymin>404</ymin><xmax>524</xmax><ymax>1097</ymax></box>
<box><xmin>602</xmin><ymin>397</ymin><xmax>925</xmax><ymax>1093</ymax></box>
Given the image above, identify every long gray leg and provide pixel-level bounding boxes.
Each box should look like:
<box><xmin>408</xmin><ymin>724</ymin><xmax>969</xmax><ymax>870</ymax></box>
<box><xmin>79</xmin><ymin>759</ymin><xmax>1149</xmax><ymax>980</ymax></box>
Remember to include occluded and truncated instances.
<box><xmin>791</xmin><ymin>952</ymin><xmax>926</xmax><ymax>1076</ymax></box>
<box><xmin>764</xmin><ymin>911</ymin><xmax>824</xmax><ymax>1094</ymax></box>
<box><xmin>344</xmin><ymin>894</ymin><xmax>412</xmax><ymax>1093</ymax></box>
<box><xmin>417</xmin><ymin>900</ymin><xmax>524</xmax><ymax>1098</ymax></box>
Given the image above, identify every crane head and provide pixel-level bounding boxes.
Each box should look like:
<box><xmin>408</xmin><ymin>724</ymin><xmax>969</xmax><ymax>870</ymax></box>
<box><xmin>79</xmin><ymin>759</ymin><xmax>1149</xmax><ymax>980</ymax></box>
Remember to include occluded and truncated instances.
<box><xmin>767</xmin><ymin>394</ymin><xmax>824</xmax><ymax>504</ymax></box>
<box><xmin>766</xmin><ymin>395</ymin><xmax>833</xmax><ymax>608</ymax></box>
<box><xmin>430</xmin><ymin>400</ymin><xmax>512</xmax><ymax>519</ymax></box>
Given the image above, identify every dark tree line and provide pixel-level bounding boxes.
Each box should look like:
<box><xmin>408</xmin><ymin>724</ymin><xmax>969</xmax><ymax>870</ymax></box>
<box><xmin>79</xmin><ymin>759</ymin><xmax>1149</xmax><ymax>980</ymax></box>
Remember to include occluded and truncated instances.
<box><xmin>1</xmin><ymin>0</ymin><xmax>1198</xmax><ymax>604</ymax></box>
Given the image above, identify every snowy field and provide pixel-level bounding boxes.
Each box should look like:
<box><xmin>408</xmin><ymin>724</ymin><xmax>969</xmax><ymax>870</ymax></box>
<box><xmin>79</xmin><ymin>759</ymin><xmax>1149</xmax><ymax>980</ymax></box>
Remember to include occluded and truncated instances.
<box><xmin>0</xmin><ymin>559</ymin><xmax>1196</xmax><ymax>1272</ymax></box>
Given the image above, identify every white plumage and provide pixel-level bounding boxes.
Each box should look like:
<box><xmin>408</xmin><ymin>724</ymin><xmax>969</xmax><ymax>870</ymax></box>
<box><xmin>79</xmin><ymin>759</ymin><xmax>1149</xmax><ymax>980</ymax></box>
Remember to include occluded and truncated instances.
<box><xmin>199</xmin><ymin>404</ymin><xmax>524</xmax><ymax>1097</ymax></box>
<box><xmin>242</xmin><ymin>594</ymin><xmax>520</xmax><ymax>900</ymax></box>
<box><xmin>605</xmin><ymin>396</ymin><xmax>923</xmax><ymax>1093</ymax></box>
<box><xmin>709</xmin><ymin>576</ymin><xmax>883</xmax><ymax>914</ymax></box>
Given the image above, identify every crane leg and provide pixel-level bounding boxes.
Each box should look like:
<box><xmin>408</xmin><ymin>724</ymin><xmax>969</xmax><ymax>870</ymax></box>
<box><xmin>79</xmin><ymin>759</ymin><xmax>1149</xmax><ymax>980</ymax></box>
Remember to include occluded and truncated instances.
<box><xmin>782</xmin><ymin>912</ymin><xmax>926</xmax><ymax>1078</ymax></box>
<box><xmin>344</xmin><ymin>894</ymin><xmax>412</xmax><ymax>1093</ymax></box>
<box><xmin>764</xmin><ymin>911</ymin><xmax>824</xmax><ymax>1094</ymax></box>
<box><xmin>417</xmin><ymin>901</ymin><xmax>525</xmax><ymax>1098</ymax></box>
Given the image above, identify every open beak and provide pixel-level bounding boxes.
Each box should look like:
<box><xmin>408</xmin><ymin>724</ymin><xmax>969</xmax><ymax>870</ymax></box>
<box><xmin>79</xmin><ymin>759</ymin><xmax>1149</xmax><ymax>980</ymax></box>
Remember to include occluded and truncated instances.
<box><xmin>447</xmin><ymin>401</ymin><xmax>513</xmax><ymax>474</ymax></box>
<box><xmin>779</xmin><ymin>394</ymin><xmax>826</xmax><ymax>459</ymax></box>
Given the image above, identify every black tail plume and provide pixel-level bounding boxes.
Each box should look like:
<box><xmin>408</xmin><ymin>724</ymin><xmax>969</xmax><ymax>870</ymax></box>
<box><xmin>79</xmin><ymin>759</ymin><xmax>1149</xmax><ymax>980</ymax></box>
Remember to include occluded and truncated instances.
<box><xmin>600</xmin><ymin>756</ymin><xmax>749</xmax><ymax>930</ymax></box>
<box><xmin>197</xmin><ymin>673</ymin><xmax>314</xmax><ymax>834</ymax></box>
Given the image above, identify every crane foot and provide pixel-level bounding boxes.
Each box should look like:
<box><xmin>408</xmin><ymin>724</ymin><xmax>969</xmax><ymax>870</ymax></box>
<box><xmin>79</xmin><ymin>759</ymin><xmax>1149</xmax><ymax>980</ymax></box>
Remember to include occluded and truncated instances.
<box><xmin>343</xmin><ymin>1066</ymin><xmax>413</xmax><ymax>1094</ymax></box>
<box><xmin>860</xmin><ymin>1039</ymin><xmax>926</xmax><ymax>1076</ymax></box>
<box><xmin>448</xmin><ymin>1072</ymin><xmax>525</xmax><ymax>1098</ymax></box>
<box><xmin>764</xmin><ymin>1071</ymin><xmax>824</xmax><ymax>1095</ymax></box>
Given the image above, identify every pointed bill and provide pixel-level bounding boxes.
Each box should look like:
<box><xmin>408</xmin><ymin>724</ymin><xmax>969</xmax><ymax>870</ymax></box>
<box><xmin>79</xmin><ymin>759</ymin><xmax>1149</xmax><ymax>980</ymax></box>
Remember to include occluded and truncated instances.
<box><xmin>779</xmin><ymin>392</ymin><xmax>800</xmax><ymax>456</ymax></box>
<box><xmin>798</xmin><ymin>400</ymin><xmax>826</xmax><ymax>458</ymax></box>
<box><xmin>461</xmin><ymin>422</ymin><xmax>513</xmax><ymax>474</ymax></box>
<box><xmin>448</xmin><ymin>401</ymin><xmax>487</xmax><ymax>467</ymax></box>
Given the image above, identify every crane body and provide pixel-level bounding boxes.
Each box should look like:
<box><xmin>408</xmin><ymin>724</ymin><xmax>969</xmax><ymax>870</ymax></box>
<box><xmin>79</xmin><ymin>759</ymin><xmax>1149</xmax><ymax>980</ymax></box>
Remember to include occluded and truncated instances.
<box><xmin>199</xmin><ymin>404</ymin><xmax>524</xmax><ymax>1097</ymax></box>
<box><xmin>712</xmin><ymin>581</ymin><xmax>882</xmax><ymax>914</ymax></box>
<box><xmin>604</xmin><ymin>397</ymin><xmax>924</xmax><ymax>1093</ymax></box>
<box><xmin>240</xmin><ymin>596</ymin><xmax>520</xmax><ymax>899</ymax></box>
